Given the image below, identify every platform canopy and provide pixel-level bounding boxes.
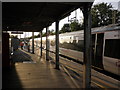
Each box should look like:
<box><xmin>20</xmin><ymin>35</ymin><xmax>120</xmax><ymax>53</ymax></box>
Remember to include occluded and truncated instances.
<box><xmin>2</xmin><ymin>2</ymin><xmax>94</xmax><ymax>32</ymax></box>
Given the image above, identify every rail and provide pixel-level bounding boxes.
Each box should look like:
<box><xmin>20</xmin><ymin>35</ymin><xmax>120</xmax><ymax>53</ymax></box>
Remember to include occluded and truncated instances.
<box><xmin>28</xmin><ymin>46</ymin><xmax>120</xmax><ymax>88</ymax></box>
<box><xmin>31</xmin><ymin>45</ymin><xmax>120</xmax><ymax>81</ymax></box>
<box><xmin>42</xmin><ymin>48</ymin><xmax>120</xmax><ymax>80</ymax></box>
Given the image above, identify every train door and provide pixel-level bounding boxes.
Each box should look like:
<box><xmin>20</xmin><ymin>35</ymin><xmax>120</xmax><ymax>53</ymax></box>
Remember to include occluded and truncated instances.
<box><xmin>103</xmin><ymin>31</ymin><xmax>120</xmax><ymax>75</ymax></box>
<box><xmin>94</xmin><ymin>33</ymin><xmax>104</xmax><ymax>69</ymax></box>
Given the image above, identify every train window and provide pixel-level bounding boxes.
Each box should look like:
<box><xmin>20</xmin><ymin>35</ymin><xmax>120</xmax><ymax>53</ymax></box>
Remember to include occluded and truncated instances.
<box><xmin>104</xmin><ymin>39</ymin><xmax>120</xmax><ymax>59</ymax></box>
<box><xmin>59</xmin><ymin>40</ymin><xmax>84</xmax><ymax>52</ymax></box>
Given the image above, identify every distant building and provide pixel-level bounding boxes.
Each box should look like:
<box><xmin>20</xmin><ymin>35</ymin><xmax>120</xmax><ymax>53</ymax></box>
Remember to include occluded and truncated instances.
<box><xmin>118</xmin><ymin>1</ymin><xmax>120</xmax><ymax>11</ymax></box>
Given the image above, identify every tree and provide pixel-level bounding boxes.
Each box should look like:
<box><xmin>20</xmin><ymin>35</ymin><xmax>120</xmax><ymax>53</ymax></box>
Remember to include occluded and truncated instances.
<box><xmin>70</xmin><ymin>20</ymin><xmax>83</xmax><ymax>31</ymax></box>
<box><xmin>115</xmin><ymin>10</ymin><xmax>120</xmax><ymax>23</ymax></box>
<box><xmin>91</xmin><ymin>3</ymin><xmax>113</xmax><ymax>27</ymax></box>
<box><xmin>59</xmin><ymin>19</ymin><xmax>84</xmax><ymax>34</ymax></box>
<box><xmin>49</xmin><ymin>29</ymin><xmax>55</xmax><ymax>35</ymax></box>
<box><xmin>10</xmin><ymin>35</ymin><xmax>18</xmax><ymax>38</ymax></box>
<box><xmin>59</xmin><ymin>23</ymin><xmax>70</xmax><ymax>33</ymax></box>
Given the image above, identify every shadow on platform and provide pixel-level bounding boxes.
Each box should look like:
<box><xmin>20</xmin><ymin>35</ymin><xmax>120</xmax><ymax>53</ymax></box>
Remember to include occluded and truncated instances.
<box><xmin>2</xmin><ymin>49</ymin><xmax>76</xmax><ymax>88</ymax></box>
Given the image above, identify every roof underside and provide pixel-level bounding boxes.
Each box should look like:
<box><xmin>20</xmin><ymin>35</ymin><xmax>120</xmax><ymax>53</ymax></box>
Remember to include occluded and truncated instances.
<box><xmin>3</xmin><ymin>2</ymin><xmax>93</xmax><ymax>32</ymax></box>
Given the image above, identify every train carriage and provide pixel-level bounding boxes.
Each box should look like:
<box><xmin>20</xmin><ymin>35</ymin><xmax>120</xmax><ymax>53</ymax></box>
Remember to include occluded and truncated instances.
<box><xmin>30</xmin><ymin>24</ymin><xmax>120</xmax><ymax>75</ymax></box>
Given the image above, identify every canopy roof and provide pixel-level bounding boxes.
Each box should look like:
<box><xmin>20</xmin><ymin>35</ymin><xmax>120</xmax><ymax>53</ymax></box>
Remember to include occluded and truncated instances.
<box><xmin>2</xmin><ymin>2</ymin><xmax>93</xmax><ymax>32</ymax></box>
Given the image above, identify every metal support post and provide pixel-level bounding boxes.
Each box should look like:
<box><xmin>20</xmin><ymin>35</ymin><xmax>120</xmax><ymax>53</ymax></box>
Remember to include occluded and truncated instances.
<box><xmin>46</xmin><ymin>27</ymin><xmax>49</xmax><ymax>61</ymax></box>
<box><xmin>0</xmin><ymin>2</ymin><xmax>2</xmax><ymax>89</ymax></box>
<box><xmin>82</xmin><ymin>4</ymin><xmax>92</xmax><ymax>88</ymax></box>
<box><xmin>112</xmin><ymin>10</ymin><xmax>116</xmax><ymax>24</ymax></box>
<box><xmin>40</xmin><ymin>30</ymin><xmax>42</xmax><ymax>57</ymax></box>
<box><xmin>32</xmin><ymin>32</ymin><xmax>34</xmax><ymax>54</ymax></box>
<box><xmin>55</xmin><ymin>20</ymin><xmax>60</xmax><ymax>70</ymax></box>
<box><xmin>28</xmin><ymin>32</ymin><xmax>30</xmax><ymax>52</ymax></box>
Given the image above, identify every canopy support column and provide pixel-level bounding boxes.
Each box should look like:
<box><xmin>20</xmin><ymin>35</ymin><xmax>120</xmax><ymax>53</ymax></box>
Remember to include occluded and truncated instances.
<box><xmin>46</xmin><ymin>27</ymin><xmax>49</xmax><ymax>61</ymax></box>
<box><xmin>28</xmin><ymin>32</ymin><xmax>30</xmax><ymax>52</ymax></box>
<box><xmin>82</xmin><ymin>3</ymin><xmax>92</xmax><ymax>88</ymax></box>
<box><xmin>32</xmin><ymin>32</ymin><xmax>34</xmax><ymax>54</ymax></box>
<box><xmin>40</xmin><ymin>30</ymin><xmax>42</xmax><ymax>57</ymax></box>
<box><xmin>55</xmin><ymin>20</ymin><xmax>60</xmax><ymax>70</ymax></box>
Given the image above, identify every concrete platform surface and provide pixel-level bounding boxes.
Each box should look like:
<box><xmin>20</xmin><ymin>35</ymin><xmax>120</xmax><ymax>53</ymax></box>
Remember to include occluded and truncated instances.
<box><xmin>2</xmin><ymin>49</ymin><xmax>76</xmax><ymax>88</ymax></box>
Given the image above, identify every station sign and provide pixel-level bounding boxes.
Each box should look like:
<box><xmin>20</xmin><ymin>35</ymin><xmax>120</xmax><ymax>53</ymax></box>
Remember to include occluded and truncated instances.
<box><xmin>11</xmin><ymin>31</ymin><xmax>23</xmax><ymax>34</ymax></box>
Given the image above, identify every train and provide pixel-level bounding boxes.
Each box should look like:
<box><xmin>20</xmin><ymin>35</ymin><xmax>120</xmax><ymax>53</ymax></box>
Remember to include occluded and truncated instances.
<box><xmin>30</xmin><ymin>24</ymin><xmax>120</xmax><ymax>76</ymax></box>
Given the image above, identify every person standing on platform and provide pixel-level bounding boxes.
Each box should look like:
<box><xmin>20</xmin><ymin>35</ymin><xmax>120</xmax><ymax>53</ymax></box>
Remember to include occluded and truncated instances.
<box><xmin>20</xmin><ymin>41</ymin><xmax>24</xmax><ymax>50</ymax></box>
<box><xmin>11</xmin><ymin>36</ymin><xmax>20</xmax><ymax>51</ymax></box>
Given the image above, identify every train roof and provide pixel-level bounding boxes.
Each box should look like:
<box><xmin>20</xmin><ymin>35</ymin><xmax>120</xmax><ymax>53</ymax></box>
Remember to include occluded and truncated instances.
<box><xmin>33</xmin><ymin>23</ymin><xmax>120</xmax><ymax>39</ymax></box>
<box><xmin>92</xmin><ymin>23</ymin><xmax>120</xmax><ymax>33</ymax></box>
<box><xmin>60</xmin><ymin>23</ymin><xmax>120</xmax><ymax>36</ymax></box>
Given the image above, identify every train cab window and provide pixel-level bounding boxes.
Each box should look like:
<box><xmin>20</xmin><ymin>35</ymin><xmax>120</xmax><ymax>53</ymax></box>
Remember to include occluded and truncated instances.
<box><xmin>104</xmin><ymin>39</ymin><xmax>120</xmax><ymax>59</ymax></box>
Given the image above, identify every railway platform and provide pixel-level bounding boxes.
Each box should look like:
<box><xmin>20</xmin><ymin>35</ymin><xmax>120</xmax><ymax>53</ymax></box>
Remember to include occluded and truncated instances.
<box><xmin>2</xmin><ymin>49</ymin><xmax>78</xmax><ymax>88</ymax></box>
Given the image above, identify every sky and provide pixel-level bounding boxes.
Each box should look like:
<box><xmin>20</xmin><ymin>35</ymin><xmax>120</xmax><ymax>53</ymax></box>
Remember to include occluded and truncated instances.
<box><xmin>9</xmin><ymin>0</ymin><xmax>120</xmax><ymax>38</ymax></box>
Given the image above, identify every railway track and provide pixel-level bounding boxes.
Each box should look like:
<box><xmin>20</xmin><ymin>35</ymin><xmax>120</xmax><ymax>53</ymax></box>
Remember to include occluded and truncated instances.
<box><xmin>30</xmin><ymin>46</ymin><xmax>120</xmax><ymax>88</ymax></box>
<box><xmin>45</xmin><ymin>48</ymin><xmax>120</xmax><ymax>81</ymax></box>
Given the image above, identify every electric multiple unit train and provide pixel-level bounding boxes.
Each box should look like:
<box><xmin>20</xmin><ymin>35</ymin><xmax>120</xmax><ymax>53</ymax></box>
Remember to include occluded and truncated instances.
<box><xmin>30</xmin><ymin>24</ymin><xmax>120</xmax><ymax>76</ymax></box>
